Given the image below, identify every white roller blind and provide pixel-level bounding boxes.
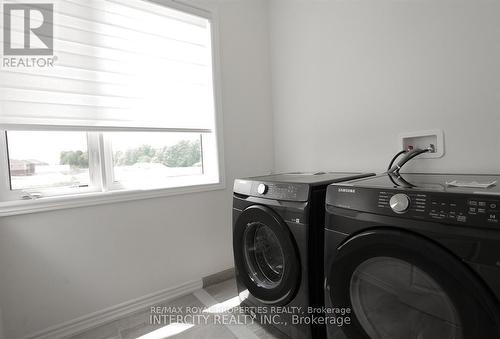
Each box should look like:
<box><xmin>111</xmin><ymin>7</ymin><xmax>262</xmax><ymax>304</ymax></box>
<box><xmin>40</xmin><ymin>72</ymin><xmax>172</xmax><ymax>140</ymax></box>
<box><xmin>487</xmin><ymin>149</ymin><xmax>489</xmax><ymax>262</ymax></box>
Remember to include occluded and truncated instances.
<box><xmin>0</xmin><ymin>0</ymin><xmax>216</xmax><ymax>130</ymax></box>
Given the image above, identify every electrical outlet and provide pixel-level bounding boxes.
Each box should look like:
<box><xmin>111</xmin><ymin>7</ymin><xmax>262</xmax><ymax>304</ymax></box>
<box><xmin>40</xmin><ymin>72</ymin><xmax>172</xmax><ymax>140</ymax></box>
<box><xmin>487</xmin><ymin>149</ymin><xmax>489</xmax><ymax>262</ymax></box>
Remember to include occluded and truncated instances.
<box><xmin>399</xmin><ymin>129</ymin><xmax>444</xmax><ymax>159</ymax></box>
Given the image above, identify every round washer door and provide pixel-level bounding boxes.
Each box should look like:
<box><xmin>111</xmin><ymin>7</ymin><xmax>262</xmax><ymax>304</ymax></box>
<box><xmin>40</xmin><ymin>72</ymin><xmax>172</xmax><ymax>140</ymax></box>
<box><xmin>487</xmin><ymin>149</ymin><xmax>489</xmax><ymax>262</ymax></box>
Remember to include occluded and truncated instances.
<box><xmin>233</xmin><ymin>205</ymin><xmax>301</xmax><ymax>304</ymax></box>
<box><xmin>326</xmin><ymin>230</ymin><xmax>500</xmax><ymax>339</ymax></box>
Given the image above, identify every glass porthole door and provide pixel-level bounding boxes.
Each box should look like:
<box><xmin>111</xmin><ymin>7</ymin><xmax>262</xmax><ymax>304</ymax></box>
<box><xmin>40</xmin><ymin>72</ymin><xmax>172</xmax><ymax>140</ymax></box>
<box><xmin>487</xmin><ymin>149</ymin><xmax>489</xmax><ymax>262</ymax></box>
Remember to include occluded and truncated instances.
<box><xmin>349</xmin><ymin>256</ymin><xmax>462</xmax><ymax>339</ymax></box>
<box><xmin>243</xmin><ymin>222</ymin><xmax>285</xmax><ymax>289</ymax></box>
<box><xmin>233</xmin><ymin>205</ymin><xmax>300</xmax><ymax>304</ymax></box>
<box><xmin>327</xmin><ymin>230</ymin><xmax>500</xmax><ymax>339</ymax></box>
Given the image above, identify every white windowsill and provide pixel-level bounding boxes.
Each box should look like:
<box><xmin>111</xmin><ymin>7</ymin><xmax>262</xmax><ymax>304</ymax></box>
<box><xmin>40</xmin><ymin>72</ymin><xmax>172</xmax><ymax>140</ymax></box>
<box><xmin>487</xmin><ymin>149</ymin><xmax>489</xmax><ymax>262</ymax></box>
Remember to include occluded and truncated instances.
<box><xmin>0</xmin><ymin>182</ymin><xmax>225</xmax><ymax>217</ymax></box>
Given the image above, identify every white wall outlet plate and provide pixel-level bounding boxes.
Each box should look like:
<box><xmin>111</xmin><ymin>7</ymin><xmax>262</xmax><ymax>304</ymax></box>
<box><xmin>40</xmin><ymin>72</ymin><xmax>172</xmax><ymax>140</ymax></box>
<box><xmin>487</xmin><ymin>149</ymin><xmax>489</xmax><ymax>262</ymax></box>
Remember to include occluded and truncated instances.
<box><xmin>399</xmin><ymin>129</ymin><xmax>444</xmax><ymax>159</ymax></box>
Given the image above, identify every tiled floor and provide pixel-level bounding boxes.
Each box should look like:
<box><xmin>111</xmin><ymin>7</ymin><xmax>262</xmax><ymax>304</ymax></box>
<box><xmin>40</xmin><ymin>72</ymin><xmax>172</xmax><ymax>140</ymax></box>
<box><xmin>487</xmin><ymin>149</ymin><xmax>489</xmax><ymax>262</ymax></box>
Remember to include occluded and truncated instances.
<box><xmin>70</xmin><ymin>279</ymin><xmax>288</xmax><ymax>339</ymax></box>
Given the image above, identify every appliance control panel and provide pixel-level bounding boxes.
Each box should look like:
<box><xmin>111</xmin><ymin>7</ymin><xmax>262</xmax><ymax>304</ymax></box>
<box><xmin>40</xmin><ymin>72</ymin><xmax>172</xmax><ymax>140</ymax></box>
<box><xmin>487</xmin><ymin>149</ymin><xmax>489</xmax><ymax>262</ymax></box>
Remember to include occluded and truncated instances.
<box><xmin>380</xmin><ymin>191</ymin><xmax>499</xmax><ymax>227</ymax></box>
<box><xmin>253</xmin><ymin>182</ymin><xmax>303</xmax><ymax>200</ymax></box>
<box><xmin>328</xmin><ymin>186</ymin><xmax>500</xmax><ymax>228</ymax></box>
<box><xmin>233</xmin><ymin>179</ymin><xmax>310</xmax><ymax>202</ymax></box>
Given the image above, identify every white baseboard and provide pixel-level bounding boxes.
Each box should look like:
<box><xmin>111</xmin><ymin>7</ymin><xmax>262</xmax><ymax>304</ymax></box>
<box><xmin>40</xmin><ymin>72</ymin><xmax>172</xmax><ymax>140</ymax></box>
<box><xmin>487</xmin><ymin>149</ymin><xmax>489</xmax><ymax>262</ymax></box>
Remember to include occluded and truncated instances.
<box><xmin>21</xmin><ymin>279</ymin><xmax>203</xmax><ymax>339</ymax></box>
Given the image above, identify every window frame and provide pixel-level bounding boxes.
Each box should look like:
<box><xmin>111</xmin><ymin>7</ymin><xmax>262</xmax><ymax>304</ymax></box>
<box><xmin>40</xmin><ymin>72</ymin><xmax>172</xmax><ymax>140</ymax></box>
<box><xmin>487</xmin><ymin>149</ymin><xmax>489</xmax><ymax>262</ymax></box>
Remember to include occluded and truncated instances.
<box><xmin>0</xmin><ymin>0</ymin><xmax>226</xmax><ymax>216</ymax></box>
<box><xmin>2</xmin><ymin>130</ymin><xmax>102</xmax><ymax>197</ymax></box>
<box><xmin>0</xmin><ymin>128</ymin><xmax>225</xmax><ymax>216</ymax></box>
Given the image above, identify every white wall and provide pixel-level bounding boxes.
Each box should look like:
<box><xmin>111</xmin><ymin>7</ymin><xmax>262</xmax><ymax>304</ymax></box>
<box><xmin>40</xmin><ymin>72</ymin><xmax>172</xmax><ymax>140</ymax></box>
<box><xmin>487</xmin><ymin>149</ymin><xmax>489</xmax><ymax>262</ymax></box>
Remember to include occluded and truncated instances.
<box><xmin>0</xmin><ymin>307</ymin><xmax>5</xmax><ymax>339</ymax></box>
<box><xmin>269</xmin><ymin>0</ymin><xmax>500</xmax><ymax>174</ymax></box>
<box><xmin>0</xmin><ymin>1</ymin><xmax>273</xmax><ymax>338</ymax></box>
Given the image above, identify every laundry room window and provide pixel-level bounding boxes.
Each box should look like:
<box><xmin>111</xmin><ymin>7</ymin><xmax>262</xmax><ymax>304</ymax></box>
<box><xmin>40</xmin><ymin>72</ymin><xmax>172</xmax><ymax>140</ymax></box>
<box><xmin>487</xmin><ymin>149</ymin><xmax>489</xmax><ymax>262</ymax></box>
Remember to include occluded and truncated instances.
<box><xmin>105</xmin><ymin>131</ymin><xmax>220</xmax><ymax>190</ymax></box>
<box><xmin>5</xmin><ymin>131</ymin><xmax>92</xmax><ymax>193</ymax></box>
<box><xmin>0</xmin><ymin>0</ymin><xmax>223</xmax><ymax>215</ymax></box>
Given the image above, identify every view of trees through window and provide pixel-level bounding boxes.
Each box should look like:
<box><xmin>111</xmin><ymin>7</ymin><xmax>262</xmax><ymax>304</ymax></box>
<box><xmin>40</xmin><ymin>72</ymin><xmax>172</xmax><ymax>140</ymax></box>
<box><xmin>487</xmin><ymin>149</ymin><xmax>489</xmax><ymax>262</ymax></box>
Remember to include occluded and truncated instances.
<box><xmin>113</xmin><ymin>140</ymin><xmax>201</xmax><ymax>168</ymax></box>
<box><xmin>7</xmin><ymin>131</ymin><xmax>203</xmax><ymax>191</ymax></box>
<box><xmin>109</xmin><ymin>132</ymin><xmax>204</xmax><ymax>185</ymax></box>
<box><xmin>59</xmin><ymin>140</ymin><xmax>202</xmax><ymax>169</ymax></box>
<box><xmin>60</xmin><ymin>150</ymin><xmax>89</xmax><ymax>168</ymax></box>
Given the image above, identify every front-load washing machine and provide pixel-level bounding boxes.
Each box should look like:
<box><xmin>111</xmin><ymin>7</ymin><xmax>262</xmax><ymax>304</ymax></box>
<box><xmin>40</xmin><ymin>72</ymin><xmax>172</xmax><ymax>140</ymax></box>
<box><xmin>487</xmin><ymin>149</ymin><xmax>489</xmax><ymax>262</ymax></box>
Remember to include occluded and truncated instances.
<box><xmin>324</xmin><ymin>173</ymin><xmax>500</xmax><ymax>339</ymax></box>
<box><xmin>233</xmin><ymin>172</ymin><xmax>374</xmax><ymax>339</ymax></box>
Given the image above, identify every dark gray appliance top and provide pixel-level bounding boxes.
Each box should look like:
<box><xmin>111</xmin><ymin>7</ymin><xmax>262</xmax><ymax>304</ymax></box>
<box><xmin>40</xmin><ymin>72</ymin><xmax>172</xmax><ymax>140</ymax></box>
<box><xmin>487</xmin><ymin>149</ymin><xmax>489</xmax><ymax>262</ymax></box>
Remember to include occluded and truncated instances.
<box><xmin>244</xmin><ymin>172</ymin><xmax>374</xmax><ymax>186</ymax></box>
<box><xmin>327</xmin><ymin>173</ymin><xmax>500</xmax><ymax>229</ymax></box>
<box><xmin>339</xmin><ymin>173</ymin><xmax>500</xmax><ymax>195</ymax></box>
<box><xmin>234</xmin><ymin>172</ymin><xmax>375</xmax><ymax>202</ymax></box>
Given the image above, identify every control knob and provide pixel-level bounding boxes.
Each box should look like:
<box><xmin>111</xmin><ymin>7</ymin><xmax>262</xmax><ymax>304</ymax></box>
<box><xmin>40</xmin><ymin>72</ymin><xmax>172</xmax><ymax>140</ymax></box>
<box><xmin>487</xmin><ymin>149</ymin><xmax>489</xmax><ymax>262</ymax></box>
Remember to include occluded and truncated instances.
<box><xmin>390</xmin><ymin>194</ymin><xmax>410</xmax><ymax>214</ymax></box>
<box><xmin>257</xmin><ymin>183</ymin><xmax>268</xmax><ymax>195</ymax></box>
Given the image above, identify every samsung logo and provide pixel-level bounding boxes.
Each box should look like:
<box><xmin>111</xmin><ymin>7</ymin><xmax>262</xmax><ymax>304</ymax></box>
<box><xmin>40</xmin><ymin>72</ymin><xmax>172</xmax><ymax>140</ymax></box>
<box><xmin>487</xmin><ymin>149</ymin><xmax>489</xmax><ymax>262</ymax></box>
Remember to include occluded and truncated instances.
<box><xmin>338</xmin><ymin>188</ymin><xmax>356</xmax><ymax>194</ymax></box>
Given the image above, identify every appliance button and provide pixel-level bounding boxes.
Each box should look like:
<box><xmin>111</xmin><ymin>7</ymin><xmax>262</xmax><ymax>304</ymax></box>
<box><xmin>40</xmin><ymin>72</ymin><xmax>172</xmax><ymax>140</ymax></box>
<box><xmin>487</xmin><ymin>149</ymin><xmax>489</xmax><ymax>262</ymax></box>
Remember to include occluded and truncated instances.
<box><xmin>469</xmin><ymin>207</ymin><xmax>477</xmax><ymax>213</ymax></box>
<box><xmin>478</xmin><ymin>201</ymin><xmax>486</xmax><ymax>207</ymax></box>
<box><xmin>478</xmin><ymin>208</ymin><xmax>486</xmax><ymax>214</ymax></box>
<box><xmin>257</xmin><ymin>184</ymin><xmax>268</xmax><ymax>195</ymax></box>
<box><xmin>390</xmin><ymin>194</ymin><xmax>410</xmax><ymax>214</ymax></box>
<box><xmin>469</xmin><ymin>201</ymin><xmax>478</xmax><ymax>206</ymax></box>
<box><xmin>457</xmin><ymin>215</ymin><xmax>467</xmax><ymax>222</ymax></box>
<box><xmin>490</xmin><ymin>203</ymin><xmax>498</xmax><ymax>209</ymax></box>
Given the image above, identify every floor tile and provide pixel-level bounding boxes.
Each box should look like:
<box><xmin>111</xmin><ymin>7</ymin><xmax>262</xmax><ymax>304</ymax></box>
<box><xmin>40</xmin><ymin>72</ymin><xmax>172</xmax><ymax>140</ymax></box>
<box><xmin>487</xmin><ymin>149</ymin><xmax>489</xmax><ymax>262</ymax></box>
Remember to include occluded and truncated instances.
<box><xmin>69</xmin><ymin>279</ymin><xmax>285</xmax><ymax>339</ymax></box>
